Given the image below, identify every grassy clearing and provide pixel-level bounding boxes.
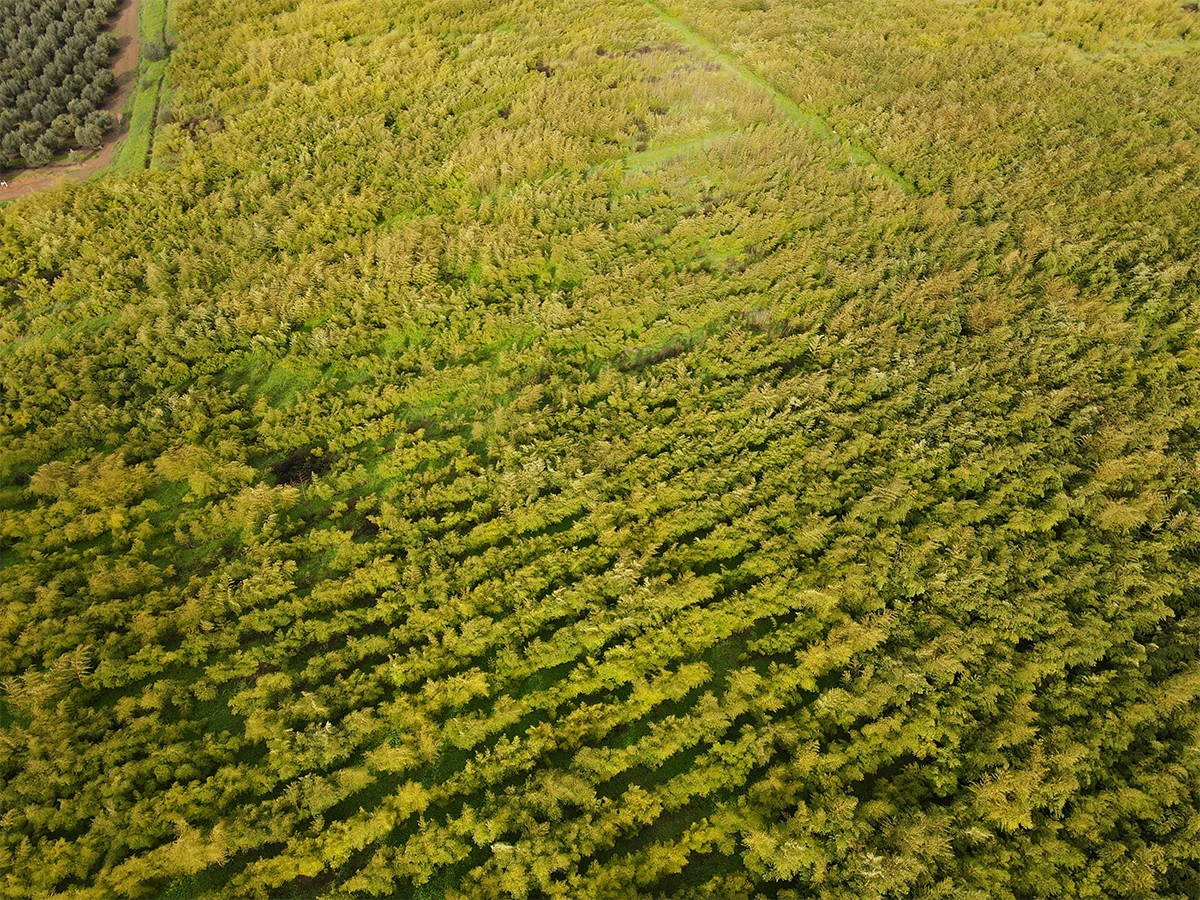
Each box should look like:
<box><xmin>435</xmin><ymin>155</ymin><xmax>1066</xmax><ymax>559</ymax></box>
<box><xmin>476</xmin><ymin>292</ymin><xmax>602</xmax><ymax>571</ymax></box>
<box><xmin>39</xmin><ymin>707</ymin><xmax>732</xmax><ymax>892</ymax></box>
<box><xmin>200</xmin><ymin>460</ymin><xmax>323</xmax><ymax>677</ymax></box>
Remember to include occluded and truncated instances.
<box><xmin>142</xmin><ymin>0</ymin><xmax>168</xmax><ymax>42</ymax></box>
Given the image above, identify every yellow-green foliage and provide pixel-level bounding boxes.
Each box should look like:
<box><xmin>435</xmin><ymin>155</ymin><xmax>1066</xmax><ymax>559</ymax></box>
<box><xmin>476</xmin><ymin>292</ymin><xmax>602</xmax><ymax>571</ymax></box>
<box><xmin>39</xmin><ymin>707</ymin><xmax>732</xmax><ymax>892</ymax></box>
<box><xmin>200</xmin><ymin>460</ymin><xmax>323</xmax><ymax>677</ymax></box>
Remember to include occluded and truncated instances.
<box><xmin>1</xmin><ymin>0</ymin><xmax>1199</xmax><ymax>898</ymax></box>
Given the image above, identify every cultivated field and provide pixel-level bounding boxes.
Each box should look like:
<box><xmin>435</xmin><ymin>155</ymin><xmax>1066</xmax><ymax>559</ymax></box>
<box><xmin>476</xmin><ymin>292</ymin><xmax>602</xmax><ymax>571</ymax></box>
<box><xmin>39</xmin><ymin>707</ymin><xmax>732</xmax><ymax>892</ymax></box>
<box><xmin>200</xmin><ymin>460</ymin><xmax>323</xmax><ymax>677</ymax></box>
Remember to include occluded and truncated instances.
<box><xmin>1</xmin><ymin>0</ymin><xmax>1198</xmax><ymax>897</ymax></box>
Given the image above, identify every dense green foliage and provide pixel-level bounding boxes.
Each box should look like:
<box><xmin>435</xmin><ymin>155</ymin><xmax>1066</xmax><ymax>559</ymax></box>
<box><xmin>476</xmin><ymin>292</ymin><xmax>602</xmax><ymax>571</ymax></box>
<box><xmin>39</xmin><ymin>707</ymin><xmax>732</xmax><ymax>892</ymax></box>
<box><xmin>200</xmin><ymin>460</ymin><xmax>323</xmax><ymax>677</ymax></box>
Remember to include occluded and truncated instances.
<box><xmin>1</xmin><ymin>0</ymin><xmax>1199</xmax><ymax>897</ymax></box>
<box><xmin>0</xmin><ymin>0</ymin><xmax>120</xmax><ymax>168</ymax></box>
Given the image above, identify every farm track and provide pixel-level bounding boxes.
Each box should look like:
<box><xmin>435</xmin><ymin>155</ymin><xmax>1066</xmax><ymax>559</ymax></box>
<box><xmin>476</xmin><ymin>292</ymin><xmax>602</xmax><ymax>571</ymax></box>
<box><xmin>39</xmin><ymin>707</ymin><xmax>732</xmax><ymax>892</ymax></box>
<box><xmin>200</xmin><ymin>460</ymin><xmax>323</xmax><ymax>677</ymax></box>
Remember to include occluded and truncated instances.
<box><xmin>641</xmin><ymin>0</ymin><xmax>916</xmax><ymax>194</ymax></box>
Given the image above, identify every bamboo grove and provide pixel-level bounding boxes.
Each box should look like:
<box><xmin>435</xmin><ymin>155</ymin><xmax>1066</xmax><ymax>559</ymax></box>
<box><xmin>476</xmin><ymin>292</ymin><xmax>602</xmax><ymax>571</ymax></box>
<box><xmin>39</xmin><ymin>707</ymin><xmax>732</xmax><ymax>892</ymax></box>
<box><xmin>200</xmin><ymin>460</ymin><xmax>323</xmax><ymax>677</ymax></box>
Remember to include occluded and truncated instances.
<box><xmin>1</xmin><ymin>0</ymin><xmax>1199</xmax><ymax>897</ymax></box>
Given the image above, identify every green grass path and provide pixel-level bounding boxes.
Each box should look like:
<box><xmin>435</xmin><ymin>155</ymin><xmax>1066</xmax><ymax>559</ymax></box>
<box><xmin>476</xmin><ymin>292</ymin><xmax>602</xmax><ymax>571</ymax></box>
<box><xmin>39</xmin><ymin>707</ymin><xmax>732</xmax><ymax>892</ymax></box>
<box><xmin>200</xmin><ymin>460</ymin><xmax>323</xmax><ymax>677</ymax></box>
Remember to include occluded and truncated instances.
<box><xmin>618</xmin><ymin>130</ymin><xmax>747</xmax><ymax>173</ymax></box>
<box><xmin>642</xmin><ymin>0</ymin><xmax>916</xmax><ymax>193</ymax></box>
<box><xmin>111</xmin><ymin>0</ymin><xmax>169</xmax><ymax>173</ymax></box>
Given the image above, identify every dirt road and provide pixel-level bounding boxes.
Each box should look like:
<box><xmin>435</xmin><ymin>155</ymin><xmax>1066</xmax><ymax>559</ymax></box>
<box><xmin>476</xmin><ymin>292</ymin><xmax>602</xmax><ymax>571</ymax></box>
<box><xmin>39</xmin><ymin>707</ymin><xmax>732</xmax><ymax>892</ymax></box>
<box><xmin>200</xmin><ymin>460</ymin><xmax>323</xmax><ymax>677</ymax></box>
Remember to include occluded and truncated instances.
<box><xmin>0</xmin><ymin>0</ymin><xmax>141</xmax><ymax>203</ymax></box>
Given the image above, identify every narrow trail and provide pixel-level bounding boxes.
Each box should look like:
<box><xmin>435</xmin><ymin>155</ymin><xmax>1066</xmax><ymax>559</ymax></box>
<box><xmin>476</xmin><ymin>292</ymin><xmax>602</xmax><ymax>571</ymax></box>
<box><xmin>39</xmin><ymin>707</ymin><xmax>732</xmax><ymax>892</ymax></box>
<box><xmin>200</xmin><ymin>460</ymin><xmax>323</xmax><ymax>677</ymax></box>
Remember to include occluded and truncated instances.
<box><xmin>619</xmin><ymin>129</ymin><xmax>746</xmax><ymax>173</ymax></box>
<box><xmin>580</xmin><ymin>129</ymin><xmax>748</xmax><ymax>179</ymax></box>
<box><xmin>642</xmin><ymin>0</ymin><xmax>916</xmax><ymax>194</ymax></box>
<box><xmin>0</xmin><ymin>0</ymin><xmax>141</xmax><ymax>203</ymax></box>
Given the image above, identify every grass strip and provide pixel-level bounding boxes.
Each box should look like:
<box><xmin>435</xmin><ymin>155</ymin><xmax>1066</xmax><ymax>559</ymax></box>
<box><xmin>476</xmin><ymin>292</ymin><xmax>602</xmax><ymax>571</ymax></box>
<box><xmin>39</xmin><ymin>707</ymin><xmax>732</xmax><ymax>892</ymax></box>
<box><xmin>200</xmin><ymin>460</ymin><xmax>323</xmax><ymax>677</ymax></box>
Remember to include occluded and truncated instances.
<box><xmin>642</xmin><ymin>0</ymin><xmax>916</xmax><ymax>194</ymax></box>
<box><xmin>111</xmin><ymin>0</ymin><xmax>169</xmax><ymax>173</ymax></box>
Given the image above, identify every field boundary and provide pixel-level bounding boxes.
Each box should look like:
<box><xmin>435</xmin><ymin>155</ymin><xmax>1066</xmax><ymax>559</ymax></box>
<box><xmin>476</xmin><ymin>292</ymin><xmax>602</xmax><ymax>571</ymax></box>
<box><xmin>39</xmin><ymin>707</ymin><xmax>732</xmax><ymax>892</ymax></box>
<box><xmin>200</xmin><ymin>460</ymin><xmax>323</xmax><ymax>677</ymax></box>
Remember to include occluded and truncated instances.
<box><xmin>112</xmin><ymin>0</ymin><xmax>171</xmax><ymax>173</ymax></box>
<box><xmin>642</xmin><ymin>0</ymin><xmax>915</xmax><ymax>194</ymax></box>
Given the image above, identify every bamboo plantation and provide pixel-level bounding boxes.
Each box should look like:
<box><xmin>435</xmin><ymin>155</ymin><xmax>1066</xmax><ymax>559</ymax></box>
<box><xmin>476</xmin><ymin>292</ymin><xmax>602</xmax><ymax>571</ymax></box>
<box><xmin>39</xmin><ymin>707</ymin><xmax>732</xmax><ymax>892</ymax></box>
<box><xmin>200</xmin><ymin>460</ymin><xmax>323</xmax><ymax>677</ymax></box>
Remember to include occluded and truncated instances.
<box><xmin>1</xmin><ymin>0</ymin><xmax>1199</xmax><ymax>897</ymax></box>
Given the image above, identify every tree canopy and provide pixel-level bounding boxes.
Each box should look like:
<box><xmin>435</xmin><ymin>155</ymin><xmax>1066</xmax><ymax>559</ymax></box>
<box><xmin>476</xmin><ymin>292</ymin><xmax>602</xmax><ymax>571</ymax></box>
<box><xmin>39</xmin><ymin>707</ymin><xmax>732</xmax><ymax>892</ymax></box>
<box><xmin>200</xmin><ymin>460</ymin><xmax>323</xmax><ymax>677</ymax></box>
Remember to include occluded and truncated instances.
<box><xmin>1</xmin><ymin>0</ymin><xmax>1199</xmax><ymax>897</ymax></box>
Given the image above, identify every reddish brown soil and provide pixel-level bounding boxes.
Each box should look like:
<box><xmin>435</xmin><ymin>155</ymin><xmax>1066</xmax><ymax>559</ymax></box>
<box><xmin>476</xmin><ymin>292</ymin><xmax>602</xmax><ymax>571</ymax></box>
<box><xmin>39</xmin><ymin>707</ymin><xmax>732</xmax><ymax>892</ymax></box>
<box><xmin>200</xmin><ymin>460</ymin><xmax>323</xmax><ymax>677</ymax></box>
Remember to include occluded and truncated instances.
<box><xmin>0</xmin><ymin>0</ymin><xmax>140</xmax><ymax>203</ymax></box>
